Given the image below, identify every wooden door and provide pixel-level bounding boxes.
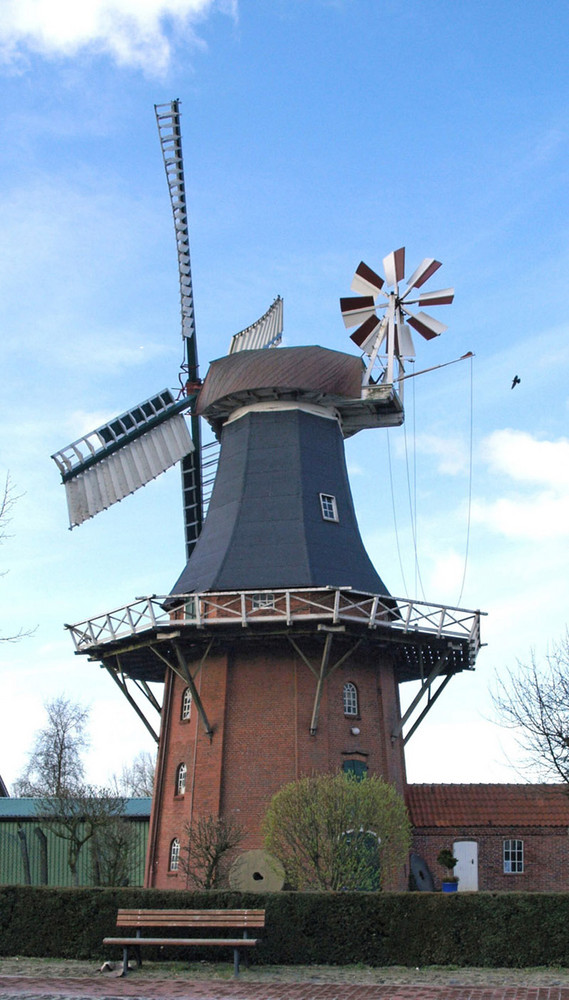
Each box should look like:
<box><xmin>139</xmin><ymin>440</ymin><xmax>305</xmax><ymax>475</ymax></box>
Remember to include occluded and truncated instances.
<box><xmin>453</xmin><ymin>840</ymin><xmax>478</xmax><ymax>891</ymax></box>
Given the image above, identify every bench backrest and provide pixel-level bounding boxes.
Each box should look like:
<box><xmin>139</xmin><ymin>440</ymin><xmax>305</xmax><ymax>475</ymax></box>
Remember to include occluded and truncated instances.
<box><xmin>115</xmin><ymin>908</ymin><xmax>265</xmax><ymax>930</ymax></box>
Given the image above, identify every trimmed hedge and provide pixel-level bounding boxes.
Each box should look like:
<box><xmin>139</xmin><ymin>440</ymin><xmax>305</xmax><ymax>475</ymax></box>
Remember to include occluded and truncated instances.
<box><xmin>1</xmin><ymin>886</ymin><xmax>569</xmax><ymax>967</ymax></box>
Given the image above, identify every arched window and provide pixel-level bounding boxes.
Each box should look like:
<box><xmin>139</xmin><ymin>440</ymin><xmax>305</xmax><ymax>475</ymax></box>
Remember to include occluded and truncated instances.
<box><xmin>341</xmin><ymin>827</ymin><xmax>379</xmax><ymax>890</ymax></box>
<box><xmin>343</xmin><ymin>681</ymin><xmax>359</xmax><ymax>717</ymax></box>
<box><xmin>169</xmin><ymin>838</ymin><xmax>180</xmax><ymax>871</ymax></box>
<box><xmin>181</xmin><ymin>687</ymin><xmax>192</xmax><ymax>721</ymax></box>
<box><xmin>343</xmin><ymin>759</ymin><xmax>368</xmax><ymax>781</ymax></box>
<box><xmin>176</xmin><ymin>763</ymin><xmax>187</xmax><ymax>796</ymax></box>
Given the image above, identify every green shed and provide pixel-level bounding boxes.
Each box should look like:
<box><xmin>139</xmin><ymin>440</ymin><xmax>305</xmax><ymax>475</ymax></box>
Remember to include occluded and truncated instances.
<box><xmin>0</xmin><ymin>797</ymin><xmax>151</xmax><ymax>887</ymax></box>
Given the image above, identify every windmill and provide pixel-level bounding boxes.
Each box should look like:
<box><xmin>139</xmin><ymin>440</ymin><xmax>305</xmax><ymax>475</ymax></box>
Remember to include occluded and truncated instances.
<box><xmin>50</xmin><ymin>100</ymin><xmax>283</xmax><ymax>560</ymax></box>
<box><xmin>58</xmin><ymin>106</ymin><xmax>483</xmax><ymax>891</ymax></box>
<box><xmin>340</xmin><ymin>248</ymin><xmax>454</xmax><ymax>393</ymax></box>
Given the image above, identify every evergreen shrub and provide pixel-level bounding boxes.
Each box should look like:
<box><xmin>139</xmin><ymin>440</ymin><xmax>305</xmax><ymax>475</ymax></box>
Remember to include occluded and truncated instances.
<box><xmin>2</xmin><ymin>887</ymin><xmax>569</xmax><ymax>966</ymax></box>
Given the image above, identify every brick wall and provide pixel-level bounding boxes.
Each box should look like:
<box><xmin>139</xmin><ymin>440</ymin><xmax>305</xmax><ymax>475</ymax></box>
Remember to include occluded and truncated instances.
<box><xmin>413</xmin><ymin>826</ymin><xmax>569</xmax><ymax>891</ymax></box>
<box><xmin>146</xmin><ymin>633</ymin><xmax>407</xmax><ymax>889</ymax></box>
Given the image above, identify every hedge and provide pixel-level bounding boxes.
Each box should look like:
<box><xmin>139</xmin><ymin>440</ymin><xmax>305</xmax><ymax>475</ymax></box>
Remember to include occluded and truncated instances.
<box><xmin>1</xmin><ymin>886</ymin><xmax>569</xmax><ymax>967</ymax></box>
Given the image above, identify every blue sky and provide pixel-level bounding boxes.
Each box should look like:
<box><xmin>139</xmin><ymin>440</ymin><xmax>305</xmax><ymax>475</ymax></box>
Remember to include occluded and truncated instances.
<box><xmin>1</xmin><ymin>0</ymin><xmax>568</xmax><ymax>790</ymax></box>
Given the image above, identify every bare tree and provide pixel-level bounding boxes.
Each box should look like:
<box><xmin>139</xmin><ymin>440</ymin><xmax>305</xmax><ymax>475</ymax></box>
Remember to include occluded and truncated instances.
<box><xmin>179</xmin><ymin>814</ymin><xmax>244</xmax><ymax>890</ymax></box>
<box><xmin>0</xmin><ymin>474</ymin><xmax>31</xmax><ymax>643</ymax></box>
<box><xmin>14</xmin><ymin>695</ymin><xmax>134</xmax><ymax>885</ymax></box>
<box><xmin>492</xmin><ymin>630</ymin><xmax>569</xmax><ymax>783</ymax></box>
<box><xmin>13</xmin><ymin>696</ymin><xmax>90</xmax><ymax>796</ymax></box>
<box><xmin>0</xmin><ymin>475</ymin><xmax>18</xmax><ymax>556</ymax></box>
<box><xmin>91</xmin><ymin>815</ymin><xmax>136</xmax><ymax>886</ymax></box>
<box><xmin>110</xmin><ymin>750</ymin><xmax>156</xmax><ymax>797</ymax></box>
<box><xmin>37</xmin><ymin>786</ymin><xmax>126</xmax><ymax>886</ymax></box>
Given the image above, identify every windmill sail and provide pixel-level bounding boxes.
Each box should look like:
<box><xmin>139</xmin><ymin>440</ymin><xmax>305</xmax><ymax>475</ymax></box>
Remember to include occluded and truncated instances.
<box><xmin>155</xmin><ymin>101</ymin><xmax>196</xmax><ymax>343</ymax></box>
<box><xmin>155</xmin><ymin>101</ymin><xmax>203</xmax><ymax>559</ymax></box>
<box><xmin>51</xmin><ymin>390</ymin><xmax>194</xmax><ymax>528</ymax></box>
<box><xmin>229</xmin><ymin>296</ymin><xmax>283</xmax><ymax>354</ymax></box>
<box><xmin>52</xmin><ymin>102</ymin><xmax>280</xmax><ymax>559</ymax></box>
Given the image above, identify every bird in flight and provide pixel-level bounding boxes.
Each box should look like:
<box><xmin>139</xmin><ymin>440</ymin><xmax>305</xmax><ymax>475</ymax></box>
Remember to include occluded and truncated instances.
<box><xmin>511</xmin><ymin>375</ymin><xmax>521</xmax><ymax>389</ymax></box>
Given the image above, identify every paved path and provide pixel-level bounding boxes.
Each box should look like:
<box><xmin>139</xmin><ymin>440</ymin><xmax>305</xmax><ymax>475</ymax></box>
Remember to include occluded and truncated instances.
<box><xmin>1</xmin><ymin>977</ymin><xmax>569</xmax><ymax>1000</ymax></box>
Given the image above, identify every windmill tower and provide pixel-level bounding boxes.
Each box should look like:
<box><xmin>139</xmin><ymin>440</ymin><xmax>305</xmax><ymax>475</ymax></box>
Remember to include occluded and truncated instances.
<box><xmin>55</xmin><ymin>102</ymin><xmax>482</xmax><ymax>891</ymax></box>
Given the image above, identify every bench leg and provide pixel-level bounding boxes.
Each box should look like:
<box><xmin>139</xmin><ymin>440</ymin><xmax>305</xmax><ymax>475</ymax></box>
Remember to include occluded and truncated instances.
<box><xmin>233</xmin><ymin>947</ymin><xmax>240</xmax><ymax>978</ymax></box>
<box><xmin>122</xmin><ymin>947</ymin><xmax>129</xmax><ymax>977</ymax></box>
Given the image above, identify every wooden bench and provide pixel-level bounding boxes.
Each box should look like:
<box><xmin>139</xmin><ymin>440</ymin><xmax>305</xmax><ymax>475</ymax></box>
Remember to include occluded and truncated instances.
<box><xmin>103</xmin><ymin>908</ymin><xmax>266</xmax><ymax>978</ymax></box>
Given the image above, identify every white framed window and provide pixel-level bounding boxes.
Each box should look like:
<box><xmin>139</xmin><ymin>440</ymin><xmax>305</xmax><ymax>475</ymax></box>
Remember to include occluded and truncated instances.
<box><xmin>169</xmin><ymin>837</ymin><xmax>180</xmax><ymax>872</ymax></box>
<box><xmin>176</xmin><ymin>763</ymin><xmax>187</xmax><ymax>796</ymax></box>
<box><xmin>319</xmin><ymin>493</ymin><xmax>339</xmax><ymax>522</ymax></box>
<box><xmin>181</xmin><ymin>687</ymin><xmax>192</xmax><ymax>721</ymax></box>
<box><xmin>251</xmin><ymin>592</ymin><xmax>275</xmax><ymax>610</ymax></box>
<box><xmin>343</xmin><ymin>681</ymin><xmax>359</xmax><ymax>717</ymax></box>
<box><xmin>503</xmin><ymin>839</ymin><xmax>524</xmax><ymax>873</ymax></box>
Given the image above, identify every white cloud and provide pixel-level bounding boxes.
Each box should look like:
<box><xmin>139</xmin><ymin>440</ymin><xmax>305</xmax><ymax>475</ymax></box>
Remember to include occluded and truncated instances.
<box><xmin>472</xmin><ymin>429</ymin><xmax>569</xmax><ymax>539</ymax></box>
<box><xmin>426</xmin><ymin>548</ymin><xmax>466</xmax><ymax>599</ymax></box>
<box><xmin>472</xmin><ymin>492</ymin><xmax>569</xmax><ymax>540</ymax></box>
<box><xmin>0</xmin><ymin>0</ymin><xmax>237</xmax><ymax>74</ymax></box>
<box><xmin>346</xmin><ymin>460</ymin><xmax>364</xmax><ymax>476</ymax></box>
<box><xmin>413</xmin><ymin>432</ymin><xmax>469</xmax><ymax>475</ymax></box>
<box><xmin>484</xmin><ymin>429</ymin><xmax>569</xmax><ymax>488</ymax></box>
<box><xmin>387</xmin><ymin>428</ymin><xmax>470</xmax><ymax>477</ymax></box>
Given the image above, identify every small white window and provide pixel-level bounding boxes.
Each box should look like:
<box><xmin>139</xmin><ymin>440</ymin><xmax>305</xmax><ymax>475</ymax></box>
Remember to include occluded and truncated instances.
<box><xmin>184</xmin><ymin>597</ymin><xmax>197</xmax><ymax>620</ymax></box>
<box><xmin>343</xmin><ymin>682</ymin><xmax>359</xmax><ymax>716</ymax></box>
<box><xmin>503</xmin><ymin>839</ymin><xmax>524</xmax><ymax>873</ymax></box>
<box><xmin>251</xmin><ymin>592</ymin><xmax>275</xmax><ymax>610</ymax></box>
<box><xmin>176</xmin><ymin>763</ymin><xmax>187</xmax><ymax>796</ymax></box>
<box><xmin>169</xmin><ymin>837</ymin><xmax>180</xmax><ymax>871</ymax></box>
<box><xmin>320</xmin><ymin>493</ymin><xmax>339</xmax><ymax>522</ymax></box>
<box><xmin>181</xmin><ymin>687</ymin><xmax>192</xmax><ymax>721</ymax></box>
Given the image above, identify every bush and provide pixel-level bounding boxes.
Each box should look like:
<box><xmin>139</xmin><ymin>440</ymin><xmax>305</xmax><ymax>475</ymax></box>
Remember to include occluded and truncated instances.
<box><xmin>2</xmin><ymin>887</ymin><xmax>569</xmax><ymax>967</ymax></box>
<box><xmin>263</xmin><ymin>772</ymin><xmax>411</xmax><ymax>891</ymax></box>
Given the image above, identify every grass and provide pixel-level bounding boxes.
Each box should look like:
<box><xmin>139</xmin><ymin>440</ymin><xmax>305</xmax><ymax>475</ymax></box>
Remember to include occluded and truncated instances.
<box><xmin>1</xmin><ymin>958</ymin><xmax>569</xmax><ymax>986</ymax></box>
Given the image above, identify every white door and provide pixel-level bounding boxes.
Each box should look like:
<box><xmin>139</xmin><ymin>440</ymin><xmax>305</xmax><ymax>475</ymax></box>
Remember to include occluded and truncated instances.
<box><xmin>453</xmin><ymin>840</ymin><xmax>478</xmax><ymax>891</ymax></box>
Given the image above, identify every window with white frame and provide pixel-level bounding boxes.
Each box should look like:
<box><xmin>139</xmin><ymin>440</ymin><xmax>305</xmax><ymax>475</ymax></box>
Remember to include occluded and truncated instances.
<box><xmin>181</xmin><ymin>687</ymin><xmax>192</xmax><ymax>721</ymax></box>
<box><xmin>319</xmin><ymin>493</ymin><xmax>339</xmax><ymax>522</ymax></box>
<box><xmin>251</xmin><ymin>592</ymin><xmax>275</xmax><ymax>610</ymax></box>
<box><xmin>503</xmin><ymin>839</ymin><xmax>524</xmax><ymax>873</ymax></box>
<box><xmin>176</xmin><ymin>762</ymin><xmax>187</xmax><ymax>796</ymax></box>
<box><xmin>169</xmin><ymin>837</ymin><xmax>180</xmax><ymax>871</ymax></box>
<box><xmin>343</xmin><ymin>682</ymin><xmax>359</xmax><ymax>716</ymax></box>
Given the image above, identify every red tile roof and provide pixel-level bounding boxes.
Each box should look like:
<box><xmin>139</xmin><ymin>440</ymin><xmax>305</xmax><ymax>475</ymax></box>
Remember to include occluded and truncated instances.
<box><xmin>406</xmin><ymin>783</ymin><xmax>569</xmax><ymax>828</ymax></box>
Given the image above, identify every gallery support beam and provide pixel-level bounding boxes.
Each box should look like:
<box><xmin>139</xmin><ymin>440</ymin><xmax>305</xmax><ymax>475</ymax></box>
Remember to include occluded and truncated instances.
<box><xmin>152</xmin><ymin>639</ymin><xmax>214</xmax><ymax>739</ymax></box>
<box><xmin>103</xmin><ymin>657</ymin><xmax>161</xmax><ymax>743</ymax></box>
<box><xmin>289</xmin><ymin>630</ymin><xmax>364</xmax><ymax>736</ymax></box>
<box><xmin>391</xmin><ymin>649</ymin><xmax>453</xmax><ymax>745</ymax></box>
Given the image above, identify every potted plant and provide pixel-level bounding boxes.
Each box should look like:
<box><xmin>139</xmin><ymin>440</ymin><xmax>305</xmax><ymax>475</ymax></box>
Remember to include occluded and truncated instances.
<box><xmin>437</xmin><ymin>848</ymin><xmax>459</xmax><ymax>893</ymax></box>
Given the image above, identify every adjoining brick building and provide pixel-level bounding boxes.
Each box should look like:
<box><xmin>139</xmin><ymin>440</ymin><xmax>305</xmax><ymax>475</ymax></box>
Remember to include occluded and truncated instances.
<box><xmin>407</xmin><ymin>783</ymin><xmax>569</xmax><ymax>891</ymax></box>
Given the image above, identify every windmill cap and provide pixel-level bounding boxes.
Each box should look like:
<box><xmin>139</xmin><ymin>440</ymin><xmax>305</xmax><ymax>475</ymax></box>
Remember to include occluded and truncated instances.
<box><xmin>197</xmin><ymin>345</ymin><xmax>403</xmax><ymax>437</ymax></box>
<box><xmin>197</xmin><ymin>345</ymin><xmax>362</xmax><ymax>421</ymax></box>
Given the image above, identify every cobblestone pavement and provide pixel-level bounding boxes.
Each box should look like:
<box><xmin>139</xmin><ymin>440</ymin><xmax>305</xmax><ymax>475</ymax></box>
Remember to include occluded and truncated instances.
<box><xmin>2</xmin><ymin>977</ymin><xmax>569</xmax><ymax>1000</ymax></box>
